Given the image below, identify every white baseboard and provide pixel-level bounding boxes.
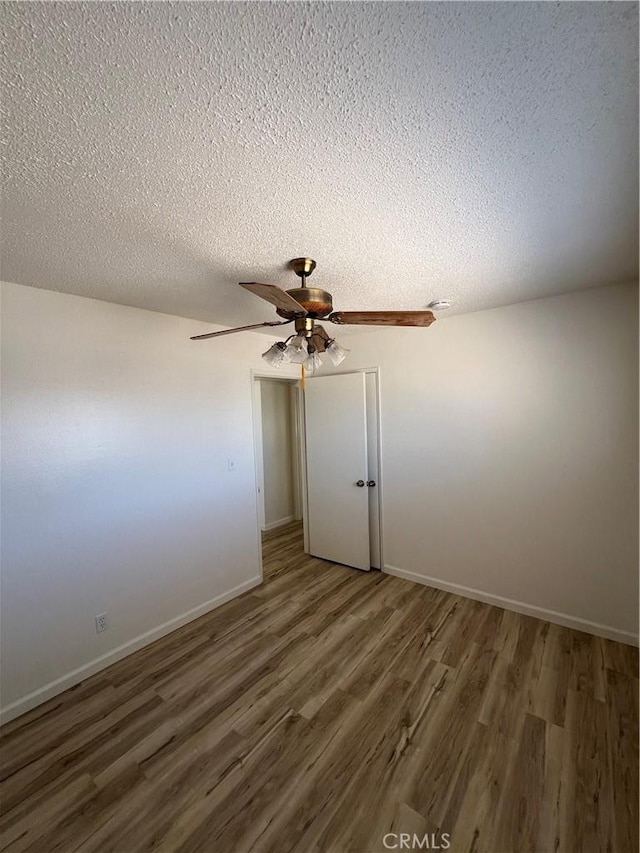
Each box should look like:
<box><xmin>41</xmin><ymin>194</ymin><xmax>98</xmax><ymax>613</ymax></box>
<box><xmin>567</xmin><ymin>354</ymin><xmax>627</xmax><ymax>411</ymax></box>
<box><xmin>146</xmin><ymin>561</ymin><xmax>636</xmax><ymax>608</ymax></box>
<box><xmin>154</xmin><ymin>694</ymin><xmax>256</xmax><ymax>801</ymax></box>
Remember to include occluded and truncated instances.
<box><xmin>383</xmin><ymin>564</ymin><xmax>639</xmax><ymax>647</ymax></box>
<box><xmin>0</xmin><ymin>575</ymin><xmax>262</xmax><ymax>726</ymax></box>
<box><xmin>262</xmin><ymin>515</ymin><xmax>295</xmax><ymax>532</ymax></box>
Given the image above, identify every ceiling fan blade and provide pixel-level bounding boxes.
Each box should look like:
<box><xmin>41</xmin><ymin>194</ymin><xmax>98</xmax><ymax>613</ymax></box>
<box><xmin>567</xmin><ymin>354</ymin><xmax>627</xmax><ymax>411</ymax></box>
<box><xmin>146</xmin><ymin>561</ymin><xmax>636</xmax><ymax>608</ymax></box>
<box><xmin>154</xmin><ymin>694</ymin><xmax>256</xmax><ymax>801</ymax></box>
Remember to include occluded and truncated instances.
<box><xmin>239</xmin><ymin>282</ymin><xmax>307</xmax><ymax>315</ymax></box>
<box><xmin>328</xmin><ymin>310</ymin><xmax>436</xmax><ymax>327</ymax></box>
<box><xmin>190</xmin><ymin>320</ymin><xmax>292</xmax><ymax>340</ymax></box>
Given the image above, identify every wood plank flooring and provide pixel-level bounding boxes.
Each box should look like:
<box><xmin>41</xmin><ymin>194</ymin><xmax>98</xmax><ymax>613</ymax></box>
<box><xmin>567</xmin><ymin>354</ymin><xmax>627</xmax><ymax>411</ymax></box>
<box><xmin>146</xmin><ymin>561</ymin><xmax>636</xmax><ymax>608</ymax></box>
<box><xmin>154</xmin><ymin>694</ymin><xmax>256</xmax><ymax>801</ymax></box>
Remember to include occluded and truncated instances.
<box><xmin>1</xmin><ymin>521</ymin><xmax>637</xmax><ymax>852</ymax></box>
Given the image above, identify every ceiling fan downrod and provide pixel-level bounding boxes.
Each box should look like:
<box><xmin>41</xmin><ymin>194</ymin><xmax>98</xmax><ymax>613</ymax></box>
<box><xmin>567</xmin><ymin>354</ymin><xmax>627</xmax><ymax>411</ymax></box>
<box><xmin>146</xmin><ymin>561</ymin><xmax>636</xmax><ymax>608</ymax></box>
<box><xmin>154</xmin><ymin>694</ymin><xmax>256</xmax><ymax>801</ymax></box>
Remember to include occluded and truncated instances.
<box><xmin>290</xmin><ymin>257</ymin><xmax>315</xmax><ymax>290</ymax></box>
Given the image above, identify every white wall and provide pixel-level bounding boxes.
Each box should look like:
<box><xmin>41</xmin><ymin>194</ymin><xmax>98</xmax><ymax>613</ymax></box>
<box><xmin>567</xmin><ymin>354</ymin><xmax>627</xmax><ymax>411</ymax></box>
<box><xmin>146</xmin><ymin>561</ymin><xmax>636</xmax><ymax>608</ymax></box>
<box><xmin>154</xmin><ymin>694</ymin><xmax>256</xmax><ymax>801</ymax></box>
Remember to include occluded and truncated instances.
<box><xmin>2</xmin><ymin>281</ymin><xmax>637</xmax><ymax>725</ymax></box>
<box><xmin>260</xmin><ymin>380</ymin><xmax>295</xmax><ymax>529</ymax></box>
<box><xmin>0</xmin><ymin>281</ymin><xmax>298</xmax><ymax>721</ymax></box>
<box><xmin>324</xmin><ymin>284</ymin><xmax>639</xmax><ymax>642</ymax></box>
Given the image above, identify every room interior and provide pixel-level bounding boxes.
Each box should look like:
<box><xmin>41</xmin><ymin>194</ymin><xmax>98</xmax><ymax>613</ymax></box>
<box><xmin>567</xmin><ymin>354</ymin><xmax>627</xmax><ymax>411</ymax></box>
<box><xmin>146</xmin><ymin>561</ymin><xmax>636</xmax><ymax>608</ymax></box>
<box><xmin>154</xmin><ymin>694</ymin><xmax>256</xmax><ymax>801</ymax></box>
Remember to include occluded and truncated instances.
<box><xmin>1</xmin><ymin>2</ymin><xmax>638</xmax><ymax>852</ymax></box>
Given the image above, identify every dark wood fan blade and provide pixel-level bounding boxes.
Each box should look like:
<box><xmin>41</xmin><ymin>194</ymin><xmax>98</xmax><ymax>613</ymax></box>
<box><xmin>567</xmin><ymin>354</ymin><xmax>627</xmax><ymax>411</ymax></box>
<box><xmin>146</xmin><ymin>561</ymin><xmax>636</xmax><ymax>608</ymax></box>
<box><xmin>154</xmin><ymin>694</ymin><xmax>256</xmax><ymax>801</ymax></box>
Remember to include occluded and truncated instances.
<box><xmin>328</xmin><ymin>310</ymin><xmax>436</xmax><ymax>327</ymax></box>
<box><xmin>190</xmin><ymin>320</ymin><xmax>292</xmax><ymax>340</ymax></box>
<box><xmin>239</xmin><ymin>282</ymin><xmax>307</xmax><ymax>315</ymax></box>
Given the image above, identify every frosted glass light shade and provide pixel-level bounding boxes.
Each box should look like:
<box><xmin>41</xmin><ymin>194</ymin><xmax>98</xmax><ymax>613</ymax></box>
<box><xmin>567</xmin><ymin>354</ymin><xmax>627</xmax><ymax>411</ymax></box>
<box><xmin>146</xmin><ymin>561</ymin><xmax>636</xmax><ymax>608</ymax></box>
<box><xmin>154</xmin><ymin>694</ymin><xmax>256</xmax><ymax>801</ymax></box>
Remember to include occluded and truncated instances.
<box><xmin>326</xmin><ymin>339</ymin><xmax>350</xmax><ymax>366</ymax></box>
<box><xmin>303</xmin><ymin>351</ymin><xmax>322</xmax><ymax>374</ymax></box>
<box><xmin>280</xmin><ymin>346</ymin><xmax>294</xmax><ymax>364</ymax></box>
<box><xmin>261</xmin><ymin>341</ymin><xmax>287</xmax><ymax>367</ymax></box>
<box><xmin>286</xmin><ymin>335</ymin><xmax>308</xmax><ymax>364</ymax></box>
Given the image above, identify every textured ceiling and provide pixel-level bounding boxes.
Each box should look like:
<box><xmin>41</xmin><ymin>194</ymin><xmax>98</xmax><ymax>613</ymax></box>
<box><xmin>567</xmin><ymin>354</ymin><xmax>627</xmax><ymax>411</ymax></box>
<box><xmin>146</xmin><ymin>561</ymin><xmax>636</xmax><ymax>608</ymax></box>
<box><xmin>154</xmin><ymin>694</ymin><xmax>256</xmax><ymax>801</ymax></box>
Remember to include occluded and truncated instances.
<box><xmin>1</xmin><ymin>2</ymin><xmax>638</xmax><ymax>330</ymax></box>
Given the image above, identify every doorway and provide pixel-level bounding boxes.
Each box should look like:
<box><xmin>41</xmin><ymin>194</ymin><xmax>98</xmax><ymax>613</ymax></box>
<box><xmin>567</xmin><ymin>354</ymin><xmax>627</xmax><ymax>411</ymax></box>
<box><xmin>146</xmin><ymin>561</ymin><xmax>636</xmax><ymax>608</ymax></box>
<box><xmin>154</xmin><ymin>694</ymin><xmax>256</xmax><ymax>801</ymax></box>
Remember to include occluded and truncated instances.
<box><xmin>253</xmin><ymin>377</ymin><xmax>304</xmax><ymax>533</ymax></box>
<box><xmin>251</xmin><ymin>368</ymin><xmax>382</xmax><ymax>578</ymax></box>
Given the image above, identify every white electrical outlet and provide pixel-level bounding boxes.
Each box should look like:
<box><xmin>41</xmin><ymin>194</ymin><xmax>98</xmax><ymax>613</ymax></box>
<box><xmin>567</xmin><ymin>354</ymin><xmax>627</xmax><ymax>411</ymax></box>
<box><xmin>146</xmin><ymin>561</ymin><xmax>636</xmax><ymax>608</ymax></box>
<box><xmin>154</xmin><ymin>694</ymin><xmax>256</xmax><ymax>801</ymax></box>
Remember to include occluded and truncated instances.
<box><xmin>95</xmin><ymin>613</ymin><xmax>108</xmax><ymax>633</ymax></box>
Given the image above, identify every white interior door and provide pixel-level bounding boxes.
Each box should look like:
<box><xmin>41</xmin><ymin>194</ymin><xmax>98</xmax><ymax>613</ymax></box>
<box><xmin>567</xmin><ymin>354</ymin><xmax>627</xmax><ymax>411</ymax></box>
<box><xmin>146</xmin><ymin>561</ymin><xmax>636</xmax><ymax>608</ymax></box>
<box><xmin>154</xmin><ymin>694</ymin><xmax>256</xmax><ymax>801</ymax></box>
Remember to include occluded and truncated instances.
<box><xmin>304</xmin><ymin>373</ymin><xmax>370</xmax><ymax>570</ymax></box>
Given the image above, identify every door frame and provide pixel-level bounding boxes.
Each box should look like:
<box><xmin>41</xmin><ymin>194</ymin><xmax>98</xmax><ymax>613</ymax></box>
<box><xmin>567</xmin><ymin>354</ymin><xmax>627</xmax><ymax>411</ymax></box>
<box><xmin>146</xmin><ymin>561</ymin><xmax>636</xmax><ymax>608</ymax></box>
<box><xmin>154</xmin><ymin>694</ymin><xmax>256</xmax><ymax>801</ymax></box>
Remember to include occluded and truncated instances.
<box><xmin>302</xmin><ymin>367</ymin><xmax>384</xmax><ymax>570</ymax></box>
<box><xmin>250</xmin><ymin>368</ymin><xmax>305</xmax><ymax>579</ymax></box>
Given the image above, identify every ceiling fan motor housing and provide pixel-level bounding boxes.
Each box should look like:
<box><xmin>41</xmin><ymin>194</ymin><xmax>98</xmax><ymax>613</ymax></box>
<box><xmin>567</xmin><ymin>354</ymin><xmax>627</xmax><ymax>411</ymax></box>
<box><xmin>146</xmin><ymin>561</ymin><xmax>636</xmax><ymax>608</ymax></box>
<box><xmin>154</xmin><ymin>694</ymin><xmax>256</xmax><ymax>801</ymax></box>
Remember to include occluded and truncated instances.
<box><xmin>277</xmin><ymin>287</ymin><xmax>333</xmax><ymax>319</ymax></box>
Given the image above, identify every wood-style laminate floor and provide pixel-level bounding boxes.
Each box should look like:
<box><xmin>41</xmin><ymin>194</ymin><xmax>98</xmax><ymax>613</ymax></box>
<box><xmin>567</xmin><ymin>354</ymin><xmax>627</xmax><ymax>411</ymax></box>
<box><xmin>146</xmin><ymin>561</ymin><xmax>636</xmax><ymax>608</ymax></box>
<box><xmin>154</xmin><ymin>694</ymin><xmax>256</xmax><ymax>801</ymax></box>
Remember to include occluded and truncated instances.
<box><xmin>1</xmin><ymin>522</ymin><xmax>638</xmax><ymax>853</ymax></box>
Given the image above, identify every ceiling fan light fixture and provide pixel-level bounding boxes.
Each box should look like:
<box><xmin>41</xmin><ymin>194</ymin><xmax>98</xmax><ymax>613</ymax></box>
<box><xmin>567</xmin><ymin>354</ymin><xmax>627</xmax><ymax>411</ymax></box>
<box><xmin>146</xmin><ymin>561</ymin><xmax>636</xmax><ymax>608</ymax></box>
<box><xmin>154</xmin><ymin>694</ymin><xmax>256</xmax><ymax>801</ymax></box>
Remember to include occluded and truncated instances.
<box><xmin>264</xmin><ymin>328</ymin><xmax>350</xmax><ymax>374</ymax></box>
<box><xmin>303</xmin><ymin>350</ymin><xmax>322</xmax><ymax>375</ymax></box>
<box><xmin>290</xmin><ymin>334</ymin><xmax>306</xmax><ymax>349</ymax></box>
<box><xmin>279</xmin><ymin>334</ymin><xmax>305</xmax><ymax>363</ymax></box>
<box><xmin>261</xmin><ymin>341</ymin><xmax>288</xmax><ymax>367</ymax></box>
<box><xmin>325</xmin><ymin>339</ymin><xmax>350</xmax><ymax>367</ymax></box>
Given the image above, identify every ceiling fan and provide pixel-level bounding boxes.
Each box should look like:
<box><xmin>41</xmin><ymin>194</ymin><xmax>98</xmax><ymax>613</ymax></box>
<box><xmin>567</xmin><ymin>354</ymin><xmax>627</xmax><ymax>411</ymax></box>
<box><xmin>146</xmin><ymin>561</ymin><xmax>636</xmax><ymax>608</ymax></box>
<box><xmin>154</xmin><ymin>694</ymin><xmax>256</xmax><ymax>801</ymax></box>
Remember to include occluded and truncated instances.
<box><xmin>191</xmin><ymin>257</ymin><xmax>436</xmax><ymax>372</ymax></box>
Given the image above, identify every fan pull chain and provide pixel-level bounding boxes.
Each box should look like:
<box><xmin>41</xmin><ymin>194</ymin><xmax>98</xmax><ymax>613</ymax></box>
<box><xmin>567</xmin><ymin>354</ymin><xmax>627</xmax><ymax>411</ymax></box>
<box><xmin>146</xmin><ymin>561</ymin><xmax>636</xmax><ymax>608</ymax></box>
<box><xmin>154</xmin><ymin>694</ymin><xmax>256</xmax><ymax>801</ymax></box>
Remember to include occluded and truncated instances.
<box><xmin>301</xmin><ymin>364</ymin><xmax>306</xmax><ymax>390</ymax></box>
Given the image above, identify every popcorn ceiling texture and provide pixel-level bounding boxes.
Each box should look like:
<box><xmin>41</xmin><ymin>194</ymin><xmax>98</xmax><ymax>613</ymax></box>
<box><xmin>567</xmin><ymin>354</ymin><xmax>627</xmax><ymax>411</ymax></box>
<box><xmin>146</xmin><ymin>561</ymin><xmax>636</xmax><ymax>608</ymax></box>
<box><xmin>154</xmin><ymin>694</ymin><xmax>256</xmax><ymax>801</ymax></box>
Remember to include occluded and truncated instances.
<box><xmin>1</xmin><ymin>2</ymin><xmax>637</xmax><ymax>328</ymax></box>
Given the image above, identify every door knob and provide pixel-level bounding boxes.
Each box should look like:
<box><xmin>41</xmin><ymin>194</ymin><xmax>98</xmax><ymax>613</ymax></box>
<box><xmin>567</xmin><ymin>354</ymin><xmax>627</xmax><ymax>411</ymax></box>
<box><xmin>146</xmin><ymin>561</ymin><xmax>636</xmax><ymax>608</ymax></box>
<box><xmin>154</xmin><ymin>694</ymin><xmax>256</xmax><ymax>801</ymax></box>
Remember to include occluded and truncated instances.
<box><xmin>367</xmin><ymin>480</ymin><xmax>376</xmax><ymax>487</ymax></box>
<box><xmin>356</xmin><ymin>480</ymin><xmax>365</xmax><ymax>487</ymax></box>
